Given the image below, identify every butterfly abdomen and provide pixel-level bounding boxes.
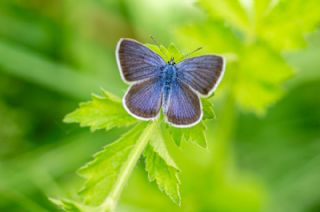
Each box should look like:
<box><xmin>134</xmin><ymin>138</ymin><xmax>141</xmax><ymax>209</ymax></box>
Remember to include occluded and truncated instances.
<box><xmin>161</xmin><ymin>64</ymin><xmax>177</xmax><ymax>111</ymax></box>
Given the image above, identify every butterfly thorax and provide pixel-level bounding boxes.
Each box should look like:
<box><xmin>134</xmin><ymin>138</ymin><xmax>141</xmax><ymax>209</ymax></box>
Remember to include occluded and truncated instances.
<box><xmin>160</xmin><ymin>63</ymin><xmax>177</xmax><ymax>111</ymax></box>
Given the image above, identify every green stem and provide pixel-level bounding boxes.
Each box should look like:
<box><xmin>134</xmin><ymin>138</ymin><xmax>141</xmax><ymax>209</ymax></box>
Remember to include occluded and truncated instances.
<box><xmin>100</xmin><ymin>122</ymin><xmax>157</xmax><ymax>211</ymax></box>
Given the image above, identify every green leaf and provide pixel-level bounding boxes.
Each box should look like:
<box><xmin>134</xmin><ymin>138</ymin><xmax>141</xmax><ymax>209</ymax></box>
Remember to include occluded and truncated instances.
<box><xmin>257</xmin><ymin>0</ymin><xmax>320</xmax><ymax>50</ymax></box>
<box><xmin>162</xmin><ymin>124</ymin><xmax>183</xmax><ymax>146</ymax></box>
<box><xmin>64</xmin><ymin>89</ymin><xmax>138</xmax><ymax>131</ymax></box>
<box><xmin>176</xmin><ymin>19</ymin><xmax>241</xmax><ymax>55</ymax></box>
<box><xmin>164</xmin><ymin>121</ymin><xmax>207</xmax><ymax>148</ymax></box>
<box><xmin>49</xmin><ymin>198</ymin><xmax>84</xmax><ymax>212</ymax></box>
<box><xmin>253</xmin><ymin>0</ymin><xmax>272</xmax><ymax>23</ymax></box>
<box><xmin>198</xmin><ymin>0</ymin><xmax>250</xmax><ymax>33</ymax></box>
<box><xmin>144</xmin><ymin>128</ymin><xmax>181</xmax><ymax>205</ymax></box>
<box><xmin>167</xmin><ymin>43</ymin><xmax>184</xmax><ymax>63</ymax></box>
<box><xmin>183</xmin><ymin>122</ymin><xmax>207</xmax><ymax>148</ymax></box>
<box><xmin>77</xmin><ymin>123</ymin><xmax>147</xmax><ymax>205</ymax></box>
<box><xmin>234</xmin><ymin>42</ymin><xmax>293</xmax><ymax>115</ymax></box>
<box><xmin>145</xmin><ymin>42</ymin><xmax>184</xmax><ymax>62</ymax></box>
<box><xmin>176</xmin><ymin>0</ymin><xmax>307</xmax><ymax>115</ymax></box>
<box><xmin>202</xmin><ymin>99</ymin><xmax>216</xmax><ymax>120</ymax></box>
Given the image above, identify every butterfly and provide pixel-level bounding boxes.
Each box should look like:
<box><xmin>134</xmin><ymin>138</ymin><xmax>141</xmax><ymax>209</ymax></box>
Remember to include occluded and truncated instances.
<box><xmin>116</xmin><ymin>38</ymin><xmax>226</xmax><ymax>127</ymax></box>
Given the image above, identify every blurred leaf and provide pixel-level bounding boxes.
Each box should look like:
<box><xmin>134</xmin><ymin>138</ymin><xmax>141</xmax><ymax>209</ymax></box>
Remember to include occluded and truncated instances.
<box><xmin>234</xmin><ymin>78</ymin><xmax>283</xmax><ymax>115</ymax></box>
<box><xmin>49</xmin><ymin>198</ymin><xmax>83</xmax><ymax>212</ymax></box>
<box><xmin>64</xmin><ymin>90</ymin><xmax>138</xmax><ymax>131</ymax></box>
<box><xmin>177</xmin><ymin>19</ymin><xmax>241</xmax><ymax>55</ymax></box>
<box><xmin>253</xmin><ymin>0</ymin><xmax>272</xmax><ymax>22</ymax></box>
<box><xmin>234</xmin><ymin>42</ymin><xmax>294</xmax><ymax>114</ymax></box>
<box><xmin>176</xmin><ymin>0</ymin><xmax>318</xmax><ymax>115</ymax></box>
<box><xmin>0</xmin><ymin>40</ymin><xmax>116</xmax><ymax>99</ymax></box>
<box><xmin>240</xmin><ymin>43</ymin><xmax>293</xmax><ymax>84</ymax></box>
<box><xmin>77</xmin><ymin>123</ymin><xmax>147</xmax><ymax>205</ymax></box>
<box><xmin>198</xmin><ymin>0</ymin><xmax>250</xmax><ymax>33</ymax></box>
<box><xmin>236</xmin><ymin>80</ymin><xmax>320</xmax><ymax>212</ymax></box>
<box><xmin>144</xmin><ymin>127</ymin><xmax>181</xmax><ymax>205</ymax></box>
<box><xmin>257</xmin><ymin>0</ymin><xmax>320</xmax><ymax>50</ymax></box>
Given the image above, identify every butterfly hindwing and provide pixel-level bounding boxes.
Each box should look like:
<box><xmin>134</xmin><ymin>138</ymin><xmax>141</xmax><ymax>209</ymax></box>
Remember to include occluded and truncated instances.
<box><xmin>124</xmin><ymin>77</ymin><xmax>162</xmax><ymax>120</ymax></box>
<box><xmin>165</xmin><ymin>80</ymin><xmax>202</xmax><ymax>127</ymax></box>
<box><xmin>176</xmin><ymin>55</ymin><xmax>225</xmax><ymax>96</ymax></box>
<box><xmin>116</xmin><ymin>39</ymin><xmax>165</xmax><ymax>82</ymax></box>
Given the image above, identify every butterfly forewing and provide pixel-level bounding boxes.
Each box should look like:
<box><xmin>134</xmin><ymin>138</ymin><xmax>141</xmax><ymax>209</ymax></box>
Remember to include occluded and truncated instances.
<box><xmin>124</xmin><ymin>77</ymin><xmax>162</xmax><ymax>120</ymax></box>
<box><xmin>165</xmin><ymin>80</ymin><xmax>202</xmax><ymax>127</ymax></box>
<box><xmin>117</xmin><ymin>39</ymin><xmax>165</xmax><ymax>82</ymax></box>
<box><xmin>176</xmin><ymin>55</ymin><xmax>225</xmax><ymax>96</ymax></box>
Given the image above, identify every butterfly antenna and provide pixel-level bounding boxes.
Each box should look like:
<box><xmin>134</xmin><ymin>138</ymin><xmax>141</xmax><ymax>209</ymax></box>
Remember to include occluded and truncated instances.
<box><xmin>180</xmin><ymin>47</ymin><xmax>203</xmax><ymax>60</ymax></box>
<box><xmin>150</xmin><ymin>35</ymin><xmax>168</xmax><ymax>59</ymax></box>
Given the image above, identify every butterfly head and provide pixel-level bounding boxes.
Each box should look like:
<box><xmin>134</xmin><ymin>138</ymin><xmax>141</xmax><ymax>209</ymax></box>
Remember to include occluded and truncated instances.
<box><xmin>168</xmin><ymin>57</ymin><xmax>176</xmax><ymax>65</ymax></box>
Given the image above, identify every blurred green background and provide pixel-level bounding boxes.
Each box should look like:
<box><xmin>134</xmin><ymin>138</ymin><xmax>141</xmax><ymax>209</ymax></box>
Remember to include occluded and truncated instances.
<box><xmin>0</xmin><ymin>0</ymin><xmax>320</xmax><ymax>211</ymax></box>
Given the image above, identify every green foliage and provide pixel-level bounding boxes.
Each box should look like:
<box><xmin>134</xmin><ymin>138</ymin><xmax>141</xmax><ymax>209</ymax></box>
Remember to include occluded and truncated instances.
<box><xmin>146</xmin><ymin>43</ymin><xmax>185</xmax><ymax>63</ymax></box>
<box><xmin>1</xmin><ymin>1</ymin><xmax>320</xmax><ymax>212</ymax></box>
<box><xmin>49</xmin><ymin>198</ymin><xmax>83</xmax><ymax>212</ymax></box>
<box><xmin>199</xmin><ymin>0</ymin><xmax>250</xmax><ymax>33</ymax></box>
<box><xmin>164</xmin><ymin>122</ymin><xmax>207</xmax><ymax>148</ymax></box>
<box><xmin>144</xmin><ymin>127</ymin><xmax>181</xmax><ymax>205</ymax></box>
<box><xmin>77</xmin><ymin>123</ymin><xmax>147</xmax><ymax>205</ymax></box>
<box><xmin>56</xmin><ymin>42</ymin><xmax>218</xmax><ymax>211</ymax></box>
<box><xmin>255</xmin><ymin>0</ymin><xmax>320</xmax><ymax>50</ymax></box>
<box><xmin>202</xmin><ymin>99</ymin><xmax>216</xmax><ymax>120</ymax></box>
<box><xmin>234</xmin><ymin>42</ymin><xmax>293</xmax><ymax>114</ymax></box>
<box><xmin>64</xmin><ymin>90</ymin><xmax>138</xmax><ymax>131</ymax></box>
<box><xmin>176</xmin><ymin>0</ymin><xmax>320</xmax><ymax>115</ymax></box>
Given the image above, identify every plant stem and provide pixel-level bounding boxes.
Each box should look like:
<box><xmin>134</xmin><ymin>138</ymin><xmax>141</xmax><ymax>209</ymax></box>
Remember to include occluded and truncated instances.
<box><xmin>100</xmin><ymin>122</ymin><xmax>157</xmax><ymax>211</ymax></box>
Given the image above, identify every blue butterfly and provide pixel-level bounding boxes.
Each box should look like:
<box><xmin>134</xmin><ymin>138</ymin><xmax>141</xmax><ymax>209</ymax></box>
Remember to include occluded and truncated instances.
<box><xmin>116</xmin><ymin>38</ymin><xmax>226</xmax><ymax>127</ymax></box>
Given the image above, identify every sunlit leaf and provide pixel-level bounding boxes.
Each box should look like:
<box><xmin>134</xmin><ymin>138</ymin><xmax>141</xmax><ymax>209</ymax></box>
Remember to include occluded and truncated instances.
<box><xmin>175</xmin><ymin>0</ymin><xmax>317</xmax><ymax>115</ymax></box>
<box><xmin>77</xmin><ymin>123</ymin><xmax>147</xmax><ymax>205</ymax></box>
<box><xmin>253</xmin><ymin>0</ymin><xmax>272</xmax><ymax>23</ymax></box>
<box><xmin>144</xmin><ymin>128</ymin><xmax>181</xmax><ymax>205</ymax></box>
<box><xmin>176</xmin><ymin>19</ymin><xmax>241</xmax><ymax>55</ymax></box>
<box><xmin>183</xmin><ymin>121</ymin><xmax>207</xmax><ymax>148</ymax></box>
<box><xmin>145</xmin><ymin>42</ymin><xmax>184</xmax><ymax>62</ymax></box>
<box><xmin>202</xmin><ymin>99</ymin><xmax>216</xmax><ymax>120</ymax></box>
<box><xmin>234</xmin><ymin>78</ymin><xmax>283</xmax><ymax>115</ymax></box>
<box><xmin>234</xmin><ymin>42</ymin><xmax>293</xmax><ymax>114</ymax></box>
<box><xmin>257</xmin><ymin>0</ymin><xmax>320</xmax><ymax>50</ymax></box>
<box><xmin>49</xmin><ymin>198</ymin><xmax>84</xmax><ymax>212</ymax></box>
<box><xmin>198</xmin><ymin>0</ymin><xmax>250</xmax><ymax>33</ymax></box>
<box><xmin>64</xmin><ymin>89</ymin><xmax>138</xmax><ymax>131</ymax></box>
<box><xmin>164</xmin><ymin>121</ymin><xmax>207</xmax><ymax>148</ymax></box>
<box><xmin>239</xmin><ymin>42</ymin><xmax>293</xmax><ymax>84</ymax></box>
